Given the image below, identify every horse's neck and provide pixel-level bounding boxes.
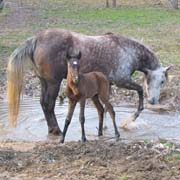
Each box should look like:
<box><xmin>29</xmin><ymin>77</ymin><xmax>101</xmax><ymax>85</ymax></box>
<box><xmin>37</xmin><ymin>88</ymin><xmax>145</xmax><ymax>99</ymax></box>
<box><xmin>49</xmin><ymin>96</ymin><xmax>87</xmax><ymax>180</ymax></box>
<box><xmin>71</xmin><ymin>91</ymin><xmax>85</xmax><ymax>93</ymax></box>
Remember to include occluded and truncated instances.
<box><xmin>138</xmin><ymin>48</ymin><xmax>160</xmax><ymax>72</ymax></box>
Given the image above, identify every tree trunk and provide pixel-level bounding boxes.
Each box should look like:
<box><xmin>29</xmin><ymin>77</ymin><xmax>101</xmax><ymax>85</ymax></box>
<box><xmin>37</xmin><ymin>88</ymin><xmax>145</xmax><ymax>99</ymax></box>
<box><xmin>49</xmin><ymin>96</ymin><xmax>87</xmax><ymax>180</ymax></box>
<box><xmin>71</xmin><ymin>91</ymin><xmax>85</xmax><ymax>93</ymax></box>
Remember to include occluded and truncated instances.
<box><xmin>106</xmin><ymin>0</ymin><xmax>109</xmax><ymax>8</ymax></box>
<box><xmin>112</xmin><ymin>0</ymin><xmax>117</xmax><ymax>8</ymax></box>
<box><xmin>169</xmin><ymin>0</ymin><xmax>178</xmax><ymax>9</ymax></box>
<box><xmin>0</xmin><ymin>0</ymin><xmax>4</xmax><ymax>11</ymax></box>
<box><xmin>106</xmin><ymin>0</ymin><xmax>117</xmax><ymax>8</ymax></box>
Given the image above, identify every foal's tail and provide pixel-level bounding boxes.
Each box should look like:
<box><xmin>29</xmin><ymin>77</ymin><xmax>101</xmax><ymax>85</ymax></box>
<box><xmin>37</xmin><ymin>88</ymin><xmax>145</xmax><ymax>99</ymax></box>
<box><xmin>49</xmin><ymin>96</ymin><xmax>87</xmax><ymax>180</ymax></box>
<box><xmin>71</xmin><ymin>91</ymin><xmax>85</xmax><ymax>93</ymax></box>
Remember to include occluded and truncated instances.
<box><xmin>7</xmin><ymin>37</ymin><xmax>37</xmax><ymax>127</ymax></box>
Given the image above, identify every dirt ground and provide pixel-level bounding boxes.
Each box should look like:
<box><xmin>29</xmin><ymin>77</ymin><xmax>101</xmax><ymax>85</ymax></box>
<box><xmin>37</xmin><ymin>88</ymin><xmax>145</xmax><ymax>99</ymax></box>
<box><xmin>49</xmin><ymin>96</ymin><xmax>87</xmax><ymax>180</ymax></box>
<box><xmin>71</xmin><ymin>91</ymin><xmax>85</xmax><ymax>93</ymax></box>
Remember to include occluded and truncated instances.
<box><xmin>0</xmin><ymin>140</ymin><xmax>180</xmax><ymax>180</ymax></box>
<box><xmin>0</xmin><ymin>1</ymin><xmax>180</xmax><ymax>179</ymax></box>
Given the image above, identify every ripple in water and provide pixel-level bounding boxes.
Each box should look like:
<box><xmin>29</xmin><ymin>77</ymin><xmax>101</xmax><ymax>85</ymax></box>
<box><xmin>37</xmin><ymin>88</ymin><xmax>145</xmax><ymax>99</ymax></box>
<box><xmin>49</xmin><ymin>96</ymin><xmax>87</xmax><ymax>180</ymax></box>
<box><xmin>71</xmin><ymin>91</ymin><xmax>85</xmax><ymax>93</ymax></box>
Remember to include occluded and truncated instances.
<box><xmin>0</xmin><ymin>96</ymin><xmax>180</xmax><ymax>143</ymax></box>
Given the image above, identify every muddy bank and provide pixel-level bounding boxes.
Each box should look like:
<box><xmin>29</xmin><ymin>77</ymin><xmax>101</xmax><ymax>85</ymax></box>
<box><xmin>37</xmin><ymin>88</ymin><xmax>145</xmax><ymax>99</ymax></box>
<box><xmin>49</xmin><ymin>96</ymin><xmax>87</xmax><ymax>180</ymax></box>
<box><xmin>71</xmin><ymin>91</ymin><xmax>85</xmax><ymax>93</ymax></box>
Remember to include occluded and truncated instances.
<box><xmin>1</xmin><ymin>68</ymin><xmax>180</xmax><ymax>111</ymax></box>
<box><xmin>0</xmin><ymin>140</ymin><xmax>180</xmax><ymax>180</ymax></box>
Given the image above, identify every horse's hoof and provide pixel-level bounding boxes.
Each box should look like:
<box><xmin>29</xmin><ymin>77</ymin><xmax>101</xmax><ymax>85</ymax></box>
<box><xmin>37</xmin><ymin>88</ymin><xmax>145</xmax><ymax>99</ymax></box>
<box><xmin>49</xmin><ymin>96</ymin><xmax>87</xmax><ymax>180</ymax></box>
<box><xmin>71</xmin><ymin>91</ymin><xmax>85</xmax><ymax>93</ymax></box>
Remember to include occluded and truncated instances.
<box><xmin>81</xmin><ymin>137</ymin><xmax>87</xmax><ymax>142</ymax></box>
<box><xmin>49</xmin><ymin>127</ymin><xmax>62</xmax><ymax>136</ymax></box>
<box><xmin>98</xmin><ymin>132</ymin><xmax>103</xmax><ymax>136</ymax></box>
<box><xmin>139</xmin><ymin>106</ymin><xmax>144</xmax><ymax>111</ymax></box>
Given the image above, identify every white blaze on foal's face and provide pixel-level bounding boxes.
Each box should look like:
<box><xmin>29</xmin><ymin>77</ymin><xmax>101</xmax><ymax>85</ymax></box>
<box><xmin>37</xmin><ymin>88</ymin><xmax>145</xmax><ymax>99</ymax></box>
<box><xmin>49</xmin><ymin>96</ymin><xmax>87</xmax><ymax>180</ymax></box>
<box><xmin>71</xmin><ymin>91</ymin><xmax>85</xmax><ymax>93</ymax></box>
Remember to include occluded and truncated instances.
<box><xmin>69</xmin><ymin>59</ymin><xmax>80</xmax><ymax>84</ymax></box>
<box><xmin>67</xmin><ymin>51</ymin><xmax>82</xmax><ymax>84</ymax></box>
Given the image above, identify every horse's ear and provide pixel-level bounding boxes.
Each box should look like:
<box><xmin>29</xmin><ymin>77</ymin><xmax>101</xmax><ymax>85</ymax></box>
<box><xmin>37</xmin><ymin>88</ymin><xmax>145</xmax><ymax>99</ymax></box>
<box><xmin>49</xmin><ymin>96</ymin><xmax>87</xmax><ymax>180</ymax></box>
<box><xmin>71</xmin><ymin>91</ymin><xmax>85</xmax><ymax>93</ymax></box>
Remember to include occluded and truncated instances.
<box><xmin>164</xmin><ymin>64</ymin><xmax>173</xmax><ymax>80</ymax></box>
<box><xmin>164</xmin><ymin>64</ymin><xmax>173</xmax><ymax>73</ymax></box>
<box><xmin>77</xmin><ymin>51</ymin><xmax>81</xmax><ymax>59</ymax></box>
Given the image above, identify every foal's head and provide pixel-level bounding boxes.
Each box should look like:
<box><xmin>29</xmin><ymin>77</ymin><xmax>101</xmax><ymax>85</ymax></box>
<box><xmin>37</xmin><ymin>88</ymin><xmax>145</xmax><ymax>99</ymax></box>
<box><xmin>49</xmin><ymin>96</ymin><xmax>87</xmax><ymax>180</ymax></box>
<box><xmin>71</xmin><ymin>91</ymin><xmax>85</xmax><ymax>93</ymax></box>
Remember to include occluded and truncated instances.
<box><xmin>66</xmin><ymin>51</ymin><xmax>81</xmax><ymax>84</ymax></box>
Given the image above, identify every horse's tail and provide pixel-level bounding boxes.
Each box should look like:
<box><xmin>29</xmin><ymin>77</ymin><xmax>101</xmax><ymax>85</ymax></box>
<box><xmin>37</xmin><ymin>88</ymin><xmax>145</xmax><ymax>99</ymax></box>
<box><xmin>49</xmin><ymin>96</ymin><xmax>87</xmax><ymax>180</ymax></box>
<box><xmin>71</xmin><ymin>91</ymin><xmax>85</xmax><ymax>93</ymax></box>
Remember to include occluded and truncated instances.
<box><xmin>7</xmin><ymin>37</ymin><xmax>37</xmax><ymax>127</ymax></box>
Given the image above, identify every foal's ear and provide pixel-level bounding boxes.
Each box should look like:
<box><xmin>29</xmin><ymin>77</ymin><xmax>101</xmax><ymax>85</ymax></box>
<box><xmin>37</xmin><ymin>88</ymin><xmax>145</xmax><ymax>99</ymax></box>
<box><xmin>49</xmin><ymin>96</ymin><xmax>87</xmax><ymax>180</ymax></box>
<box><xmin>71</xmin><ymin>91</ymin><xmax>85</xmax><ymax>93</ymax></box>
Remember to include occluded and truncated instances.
<box><xmin>143</xmin><ymin>68</ymin><xmax>152</xmax><ymax>76</ymax></box>
<box><xmin>76</xmin><ymin>51</ymin><xmax>82</xmax><ymax>60</ymax></box>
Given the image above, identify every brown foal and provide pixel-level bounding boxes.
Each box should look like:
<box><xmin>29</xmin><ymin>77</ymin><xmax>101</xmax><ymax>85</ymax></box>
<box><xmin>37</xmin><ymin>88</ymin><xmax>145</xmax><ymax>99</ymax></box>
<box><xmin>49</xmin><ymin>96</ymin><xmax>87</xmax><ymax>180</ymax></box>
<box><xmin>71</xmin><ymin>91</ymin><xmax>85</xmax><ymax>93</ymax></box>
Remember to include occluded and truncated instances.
<box><xmin>60</xmin><ymin>51</ymin><xmax>120</xmax><ymax>143</ymax></box>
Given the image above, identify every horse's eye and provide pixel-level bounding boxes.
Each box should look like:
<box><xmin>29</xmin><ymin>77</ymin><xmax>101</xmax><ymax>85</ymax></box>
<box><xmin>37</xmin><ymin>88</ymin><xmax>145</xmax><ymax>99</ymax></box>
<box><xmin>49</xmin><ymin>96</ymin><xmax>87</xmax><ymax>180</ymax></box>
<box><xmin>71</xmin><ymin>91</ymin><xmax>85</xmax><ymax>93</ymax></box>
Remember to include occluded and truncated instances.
<box><xmin>161</xmin><ymin>80</ymin><xmax>164</xmax><ymax>85</ymax></box>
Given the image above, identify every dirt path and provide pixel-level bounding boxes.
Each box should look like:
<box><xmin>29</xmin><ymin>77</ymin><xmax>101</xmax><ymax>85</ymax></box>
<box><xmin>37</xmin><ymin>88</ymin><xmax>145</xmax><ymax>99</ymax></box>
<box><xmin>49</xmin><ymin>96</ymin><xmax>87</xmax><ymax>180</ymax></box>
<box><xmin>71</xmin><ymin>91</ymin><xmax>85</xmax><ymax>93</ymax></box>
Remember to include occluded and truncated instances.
<box><xmin>0</xmin><ymin>140</ymin><xmax>180</xmax><ymax>180</ymax></box>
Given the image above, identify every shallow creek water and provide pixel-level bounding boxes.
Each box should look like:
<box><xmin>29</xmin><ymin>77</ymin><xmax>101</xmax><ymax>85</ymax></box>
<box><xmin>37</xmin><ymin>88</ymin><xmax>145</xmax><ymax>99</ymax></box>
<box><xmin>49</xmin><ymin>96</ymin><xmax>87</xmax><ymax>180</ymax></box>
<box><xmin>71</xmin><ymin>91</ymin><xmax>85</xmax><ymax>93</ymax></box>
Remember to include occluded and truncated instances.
<box><xmin>0</xmin><ymin>96</ymin><xmax>180</xmax><ymax>143</ymax></box>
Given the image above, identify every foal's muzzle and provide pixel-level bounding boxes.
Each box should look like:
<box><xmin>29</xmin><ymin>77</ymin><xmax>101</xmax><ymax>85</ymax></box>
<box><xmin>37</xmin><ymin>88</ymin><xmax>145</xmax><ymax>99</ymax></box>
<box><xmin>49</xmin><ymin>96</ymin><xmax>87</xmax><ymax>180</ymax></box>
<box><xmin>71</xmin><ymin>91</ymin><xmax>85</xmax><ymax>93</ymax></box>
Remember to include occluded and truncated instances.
<box><xmin>72</xmin><ymin>76</ymin><xmax>79</xmax><ymax>84</ymax></box>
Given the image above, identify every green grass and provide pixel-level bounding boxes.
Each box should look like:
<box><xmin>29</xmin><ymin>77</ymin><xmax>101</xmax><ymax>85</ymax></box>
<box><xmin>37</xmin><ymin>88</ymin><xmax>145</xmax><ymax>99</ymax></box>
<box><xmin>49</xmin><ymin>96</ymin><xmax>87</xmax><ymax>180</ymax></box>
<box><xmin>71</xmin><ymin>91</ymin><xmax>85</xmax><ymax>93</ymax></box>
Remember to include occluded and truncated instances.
<box><xmin>165</xmin><ymin>142</ymin><xmax>174</xmax><ymax>149</ymax></box>
<box><xmin>57</xmin><ymin>8</ymin><xmax>180</xmax><ymax>25</ymax></box>
<box><xmin>0</xmin><ymin>33</ymin><xmax>30</xmax><ymax>57</ymax></box>
<box><xmin>144</xmin><ymin>139</ymin><xmax>151</xmax><ymax>144</ymax></box>
<box><xmin>0</xmin><ymin>0</ymin><xmax>180</xmax><ymax>70</ymax></box>
<box><xmin>119</xmin><ymin>175</ymin><xmax>129</xmax><ymax>180</ymax></box>
<box><xmin>159</xmin><ymin>140</ymin><xmax>175</xmax><ymax>150</ymax></box>
<box><xmin>0</xmin><ymin>5</ymin><xmax>11</xmax><ymax>19</ymax></box>
<box><xmin>165</xmin><ymin>152</ymin><xmax>180</xmax><ymax>163</ymax></box>
<box><xmin>39</xmin><ymin>2</ymin><xmax>180</xmax><ymax>69</ymax></box>
<box><xmin>120</xmin><ymin>175</ymin><xmax>129</xmax><ymax>180</ymax></box>
<box><xmin>172</xmin><ymin>153</ymin><xmax>180</xmax><ymax>160</ymax></box>
<box><xmin>42</xmin><ymin>5</ymin><xmax>180</xmax><ymax>32</ymax></box>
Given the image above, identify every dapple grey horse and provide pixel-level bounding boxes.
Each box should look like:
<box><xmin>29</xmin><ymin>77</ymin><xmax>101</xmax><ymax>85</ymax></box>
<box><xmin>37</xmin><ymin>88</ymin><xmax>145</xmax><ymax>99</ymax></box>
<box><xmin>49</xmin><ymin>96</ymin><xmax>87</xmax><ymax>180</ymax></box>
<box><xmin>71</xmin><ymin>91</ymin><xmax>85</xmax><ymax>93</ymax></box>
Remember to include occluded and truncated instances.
<box><xmin>7</xmin><ymin>29</ymin><xmax>171</xmax><ymax>135</ymax></box>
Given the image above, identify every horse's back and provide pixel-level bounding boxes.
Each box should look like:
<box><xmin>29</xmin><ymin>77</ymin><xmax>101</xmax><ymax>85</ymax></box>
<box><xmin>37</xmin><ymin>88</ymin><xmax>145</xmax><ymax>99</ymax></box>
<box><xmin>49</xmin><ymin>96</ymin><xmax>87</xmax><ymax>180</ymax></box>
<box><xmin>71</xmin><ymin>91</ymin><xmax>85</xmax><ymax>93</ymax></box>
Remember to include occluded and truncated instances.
<box><xmin>34</xmin><ymin>29</ymin><xmax>73</xmax><ymax>81</ymax></box>
<box><xmin>33</xmin><ymin>28</ymin><xmax>158</xmax><ymax>82</ymax></box>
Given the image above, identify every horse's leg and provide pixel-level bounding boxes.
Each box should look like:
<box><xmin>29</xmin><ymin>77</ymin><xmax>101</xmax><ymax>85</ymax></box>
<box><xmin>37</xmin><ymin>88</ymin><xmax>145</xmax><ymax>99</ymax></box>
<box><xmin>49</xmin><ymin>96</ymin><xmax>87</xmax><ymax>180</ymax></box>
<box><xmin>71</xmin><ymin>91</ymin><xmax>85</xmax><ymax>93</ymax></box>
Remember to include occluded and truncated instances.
<box><xmin>99</xmin><ymin>95</ymin><xmax>120</xmax><ymax>139</ymax></box>
<box><xmin>79</xmin><ymin>99</ymin><xmax>87</xmax><ymax>142</ymax></box>
<box><xmin>91</xmin><ymin>95</ymin><xmax>104</xmax><ymax>136</ymax></box>
<box><xmin>117</xmin><ymin>79</ymin><xmax>144</xmax><ymax>119</ymax></box>
<box><xmin>60</xmin><ymin>98</ymin><xmax>77</xmax><ymax>143</ymax></box>
<box><xmin>40</xmin><ymin>78</ymin><xmax>61</xmax><ymax>135</ymax></box>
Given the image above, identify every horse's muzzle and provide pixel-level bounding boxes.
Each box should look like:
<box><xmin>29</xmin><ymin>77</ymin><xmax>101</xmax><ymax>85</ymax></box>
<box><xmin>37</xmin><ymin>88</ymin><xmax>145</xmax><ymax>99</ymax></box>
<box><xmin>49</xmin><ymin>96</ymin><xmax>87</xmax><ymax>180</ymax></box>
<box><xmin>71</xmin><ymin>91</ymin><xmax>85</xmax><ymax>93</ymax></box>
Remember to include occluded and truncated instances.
<box><xmin>148</xmin><ymin>98</ymin><xmax>158</xmax><ymax>105</ymax></box>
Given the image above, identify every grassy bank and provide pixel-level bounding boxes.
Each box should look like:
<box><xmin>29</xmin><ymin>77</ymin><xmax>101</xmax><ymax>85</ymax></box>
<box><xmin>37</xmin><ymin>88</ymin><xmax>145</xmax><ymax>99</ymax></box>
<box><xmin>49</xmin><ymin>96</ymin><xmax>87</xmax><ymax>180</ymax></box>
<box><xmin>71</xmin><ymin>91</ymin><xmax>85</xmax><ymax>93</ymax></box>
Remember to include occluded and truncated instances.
<box><xmin>0</xmin><ymin>0</ymin><xmax>179</xmax><ymax>70</ymax></box>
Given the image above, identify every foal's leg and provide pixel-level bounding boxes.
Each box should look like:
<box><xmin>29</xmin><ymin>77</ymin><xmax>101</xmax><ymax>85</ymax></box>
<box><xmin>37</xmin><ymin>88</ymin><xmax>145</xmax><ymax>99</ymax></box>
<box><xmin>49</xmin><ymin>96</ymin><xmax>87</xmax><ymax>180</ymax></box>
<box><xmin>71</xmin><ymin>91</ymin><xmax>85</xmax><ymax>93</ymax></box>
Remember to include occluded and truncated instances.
<box><xmin>99</xmin><ymin>96</ymin><xmax>120</xmax><ymax>139</ymax></box>
<box><xmin>40</xmin><ymin>78</ymin><xmax>61</xmax><ymax>135</ymax></box>
<box><xmin>60</xmin><ymin>98</ymin><xmax>77</xmax><ymax>143</ymax></box>
<box><xmin>116</xmin><ymin>79</ymin><xmax>144</xmax><ymax>119</ymax></box>
<box><xmin>79</xmin><ymin>99</ymin><xmax>87</xmax><ymax>142</ymax></box>
<box><xmin>106</xmin><ymin>103</ymin><xmax>120</xmax><ymax>139</ymax></box>
<box><xmin>91</xmin><ymin>95</ymin><xmax>104</xmax><ymax>136</ymax></box>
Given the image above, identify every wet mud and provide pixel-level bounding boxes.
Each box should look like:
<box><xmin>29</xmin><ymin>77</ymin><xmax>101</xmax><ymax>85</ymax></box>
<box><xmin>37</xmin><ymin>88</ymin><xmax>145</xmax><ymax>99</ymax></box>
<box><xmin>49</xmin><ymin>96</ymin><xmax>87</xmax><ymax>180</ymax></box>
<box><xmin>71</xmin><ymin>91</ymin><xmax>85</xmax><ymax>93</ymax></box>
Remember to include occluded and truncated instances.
<box><xmin>0</xmin><ymin>140</ymin><xmax>180</xmax><ymax>180</ymax></box>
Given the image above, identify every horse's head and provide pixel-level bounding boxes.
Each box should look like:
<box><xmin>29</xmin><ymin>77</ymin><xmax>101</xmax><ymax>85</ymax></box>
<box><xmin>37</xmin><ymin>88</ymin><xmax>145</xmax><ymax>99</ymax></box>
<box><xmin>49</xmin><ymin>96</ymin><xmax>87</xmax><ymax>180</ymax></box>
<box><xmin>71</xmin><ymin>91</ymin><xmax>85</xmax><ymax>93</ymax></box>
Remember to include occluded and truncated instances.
<box><xmin>144</xmin><ymin>65</ymin><xmax>172</xmax><ymax>104</ymax></box>
<box><xmin>66</xmin><ymin>51</ymin><xmax>81</xmax><ymax>84</ymax></box>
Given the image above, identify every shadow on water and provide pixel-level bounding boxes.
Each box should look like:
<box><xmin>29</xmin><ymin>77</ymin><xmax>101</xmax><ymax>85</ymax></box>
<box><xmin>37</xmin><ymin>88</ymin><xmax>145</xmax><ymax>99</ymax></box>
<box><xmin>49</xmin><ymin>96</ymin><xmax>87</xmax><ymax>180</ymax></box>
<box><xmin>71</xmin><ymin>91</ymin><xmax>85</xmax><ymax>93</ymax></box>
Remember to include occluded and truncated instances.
<box><xmin>0</xmin><ymin>96</ymin><xmax>180</xmax><ymax>143</ymax></box>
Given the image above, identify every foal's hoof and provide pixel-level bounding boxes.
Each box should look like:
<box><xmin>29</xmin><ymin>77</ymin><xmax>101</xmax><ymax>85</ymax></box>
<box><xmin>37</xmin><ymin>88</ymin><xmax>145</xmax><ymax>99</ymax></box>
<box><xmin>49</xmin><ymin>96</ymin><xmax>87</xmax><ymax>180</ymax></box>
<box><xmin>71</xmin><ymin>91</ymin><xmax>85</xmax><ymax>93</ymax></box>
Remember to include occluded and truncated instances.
<box><xmin>48</xmin><ymin>127</ymin><xmax>62</xmax><ymax>136</ymax></box>
<box><xmin>115</xmin><ymin>133</ymin><xmax>120</xmax><ymax>141</ymax></box>
<box><xmin>60</xmin><ymin>137</ymin><xmax>65</xmax><ymax>144</ymax></box>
